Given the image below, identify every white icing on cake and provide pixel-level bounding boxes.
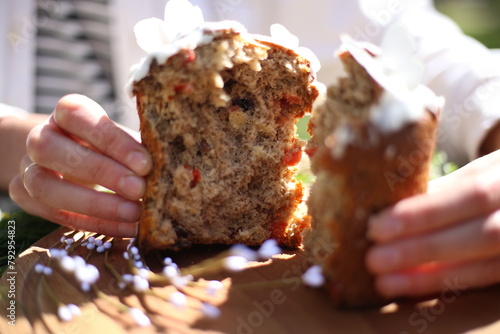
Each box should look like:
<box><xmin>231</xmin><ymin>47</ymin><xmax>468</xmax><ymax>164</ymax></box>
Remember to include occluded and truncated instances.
<box><xmin>268</xmin><ymin>24</ymin><xmax>321</xmax><ymax>73</ymax></box>
<box><xmin>326</xmin><ymin>25</ymin><xmax>444</xmax><ymax>159</ymax></box>
<box><xmin>370</xmin><ymin>85</ymin><xmax>443</xmax><ymax>133</ymax></box>
<box><xmin>340</xmin><ymin>24</ymin><xmax>444</xmax><ymax>134</ymax></box>
<box><xmin>127</xmin><ymin>0</ymin><xmax>320</xmax><ymax>95</ymax></box>
<box><xmin>328</xmin><ymin>121</ymin><xmax>356</xmax><ymax>159</ymax></box>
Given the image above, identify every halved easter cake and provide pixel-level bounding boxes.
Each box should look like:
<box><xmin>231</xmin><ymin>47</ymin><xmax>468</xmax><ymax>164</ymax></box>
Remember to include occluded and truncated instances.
<box><xmin>129</xmin><ymin>0</ymin><xmax>319</xmax><ymax>250</ymax></box>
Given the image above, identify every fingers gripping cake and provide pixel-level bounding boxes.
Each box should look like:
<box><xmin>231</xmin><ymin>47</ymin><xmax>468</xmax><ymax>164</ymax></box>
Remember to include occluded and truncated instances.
<box><xmin>129</xmin><ymin>0</ymin><xmax>319</xmax><ymax>250</ymax></box>
<box><xmin>304</xmin><ymin>28</ymin><xmax>443</xmax><ymax>308</ymax></box>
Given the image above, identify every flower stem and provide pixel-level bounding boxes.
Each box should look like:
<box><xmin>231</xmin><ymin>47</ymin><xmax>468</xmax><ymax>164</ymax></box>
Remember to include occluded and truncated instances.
<box><xmin>93</xmin><ymin>285</ymin><xmax>129</xmax><ymax>313</ymax></box>
<box><xmin>104</xmin><ymin>248</ymin><xmax>123</xmax><ymax>282</ymax></box>
<box><xmin>179</xmin><ymin>251</ymin><xmax>231</xmax><ymax>278</ymax></box>
<box><xmin>41</xmin><ymin>275</ymin><xmax>62</xmax><ymax>306</ymax></box>
<box><xmin>234</xmin><ymin>279</ymin><xmax>298</xmax><ymax>290</ymax></box>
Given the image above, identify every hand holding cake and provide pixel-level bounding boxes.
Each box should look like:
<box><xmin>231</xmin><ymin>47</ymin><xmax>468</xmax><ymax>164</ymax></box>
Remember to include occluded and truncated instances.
<box><xmin>9</xmin><ymin>94</ymin><xmax>152</xmax><ymax>237</ymax></box>
<box><xmin>367</xmin><ymin>151</ymin><xmax>500</xmax><ymax>299</ymax></box>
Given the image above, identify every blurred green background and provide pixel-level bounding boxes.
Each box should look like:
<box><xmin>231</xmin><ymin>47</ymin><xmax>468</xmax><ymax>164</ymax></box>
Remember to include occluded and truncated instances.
<box><xmin>436</xmin><ymin>0</ymin><xmax>500</xmax><ymax>48</ymax></box>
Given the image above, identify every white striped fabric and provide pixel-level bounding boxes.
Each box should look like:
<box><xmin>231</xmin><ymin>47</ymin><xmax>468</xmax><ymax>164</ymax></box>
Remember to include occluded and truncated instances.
<box><xmin>35</xmin><ymin>0</ymin><xmax>116</xmax><ymax>118</ymax></box>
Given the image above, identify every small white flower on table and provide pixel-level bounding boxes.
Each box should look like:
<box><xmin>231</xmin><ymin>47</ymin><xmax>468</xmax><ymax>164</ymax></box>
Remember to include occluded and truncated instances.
<box><xmin>257</xmin><ymin>239</ymin><xmax>281</xmax><ymax>260</ymax></box>
<box><xmin>302</xmin><ymin>265</ymin><xmax>325</xmax><ymax>288</ymax></box>
<box><xmin>129</xmin><ymin>307</ymin><xmax>151</xmax><ymax>327</ymax></box>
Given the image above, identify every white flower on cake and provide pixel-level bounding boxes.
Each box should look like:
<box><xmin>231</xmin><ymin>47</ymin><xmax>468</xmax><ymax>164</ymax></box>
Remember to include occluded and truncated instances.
<box><xmin>341</xmin><ymin>23</ymin><xmax>424</xmax><ymax>97</ymax></box>
<box><xmin>133</xmin><ymin>0</ymin><xmax>204</xmax><ymax>54</ymax></box>
<box><xmin>128</xmin><ymin>0</ymin><xmax>246</xmax><ymax>92</ymax></box>
<box><xmin>269</xmin><ymin>24</ymin><xmax>321</xmax><ymax>74</ymax></box>
<box><xmin>340</xmin><ymin>24</ymin><xmax>443</xmax><ymax>133</ymax></box>
<box><xmin>163</xmin><ymin>0</ymin><xmax>204</xmax><ymax>42</ymax></box>
<box><xmin>270</xmin><ymin>24</ymin><xmax>299</xmax><ymax>50</ymax></box>
<box><xmin>128</xmin><ymin>0</ymin><xmax>321</xmax><ymax>93</ymax></box>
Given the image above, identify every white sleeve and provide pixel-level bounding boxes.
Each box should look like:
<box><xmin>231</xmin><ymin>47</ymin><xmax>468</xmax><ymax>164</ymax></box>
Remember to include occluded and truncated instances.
<box><xmin>0</xmin><ymin>103</ymin><xmax>29</xmax><ymax>119</ymax></box>
<box><xmin>401</xmin><ymin>2</ymin><xmax>500</xmax><ymax>164</ymax></box>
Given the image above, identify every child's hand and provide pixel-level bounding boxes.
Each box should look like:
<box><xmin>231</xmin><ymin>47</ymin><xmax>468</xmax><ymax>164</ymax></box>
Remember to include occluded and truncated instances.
<box><xmin>9</xmin><ymin>94</ymin><xmax>152</xmax><ymax>237</ymax></box>
<box><xmin>366</xmin><ymin>151</ymin><xmax>500</xmax><ymax>298</ymax></box>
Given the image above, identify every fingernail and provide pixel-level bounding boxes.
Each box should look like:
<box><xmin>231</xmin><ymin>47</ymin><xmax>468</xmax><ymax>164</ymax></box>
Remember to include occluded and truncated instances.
<box><xmin>118</xmin><ymin>175</ymin><xmax>145</xmax><ymax>199</ymax></box>
<box><xmin>370</xmin><ymin>247</ymin><xmax>401</xmax><ymax>273</ymax></box>
<box><xmin>126</xmin><ymin>150</ymin><xmax>150</xmax><ymax>175</ymax></box>
<box><xmin>117</xmin><ymin>201</ymin><xmax>141</xmax><ymax>221</ymax></box>
<box><xmin>378</xmin><ymin>274</ymin><xmax>410</xmax><ymax>298</ymax></box>
<box><xmin>368</xmin><ymin>215</ymin><xmax>402</xmax><ymax>241</ymax></box>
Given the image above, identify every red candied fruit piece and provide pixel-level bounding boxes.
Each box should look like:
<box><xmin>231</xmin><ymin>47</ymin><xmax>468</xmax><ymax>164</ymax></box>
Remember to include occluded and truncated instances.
<box><xmin>304</xmin><ymin>146</ymin><xmax>317</xmax><ymax>158</ymax></box>
<box><xmin>191</xmin><ymin>169</ymin><xmax>201</xmax><ymax>188</ymax></box>
<box><xmin>168</xmin><ymin>83</ymin><xmax>194</xmax><ymax>100</ymax></box>
<box><xmin>184</xmin><ymin>165</ymin><xmax>202</xmax><ymax>188</ymax></box>
<box><xmin>276</xmin><ymin>94</ymin><xmax>305</xmax><ymax>124</ymax></box>
<box><xmin>280</xmin><ymin>94</ymin><xmax>304</xmax><ymax>107</ymax></box>
<box><xmin>283</xmin><ymin>146</ymin><xmax>303</xmax><ymax>166</ymax></box>
<box><xmin>183</xmin><ymin>49</ymin><xmax>196</xmax><ymax>64</ymax></box>
<box><xmin>174</xmin><ymin>83</ymin><xmax>194</xmax><ymax>94</ymax></box>
<box><xmin>279</xmin><ymin>94</ymin><xmax>304</xmax><ymax>113</ymax></box>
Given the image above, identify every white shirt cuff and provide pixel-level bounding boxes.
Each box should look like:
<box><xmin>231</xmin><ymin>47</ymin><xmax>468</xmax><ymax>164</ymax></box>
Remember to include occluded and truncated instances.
<box><xmin>0</xmin><ymin>103</ymin><xmax>29</xmax><ymax>119</ymax></box>
<box><xmin>466</xmin><ymin>78</ymin><xmax>500</xmax><ymax>160</ymax></box>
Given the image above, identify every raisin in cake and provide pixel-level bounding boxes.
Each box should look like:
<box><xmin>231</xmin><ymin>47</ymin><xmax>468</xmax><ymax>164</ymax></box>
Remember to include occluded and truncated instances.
<box><xmin>129</xmin><ymin>1</ymin><xmax>319</xmax><ymax>250</ymax></box>
<box><xmin>304</xmin><ymin>34</ymin><xmax>443</xmax><ymax>308</ymax></box>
